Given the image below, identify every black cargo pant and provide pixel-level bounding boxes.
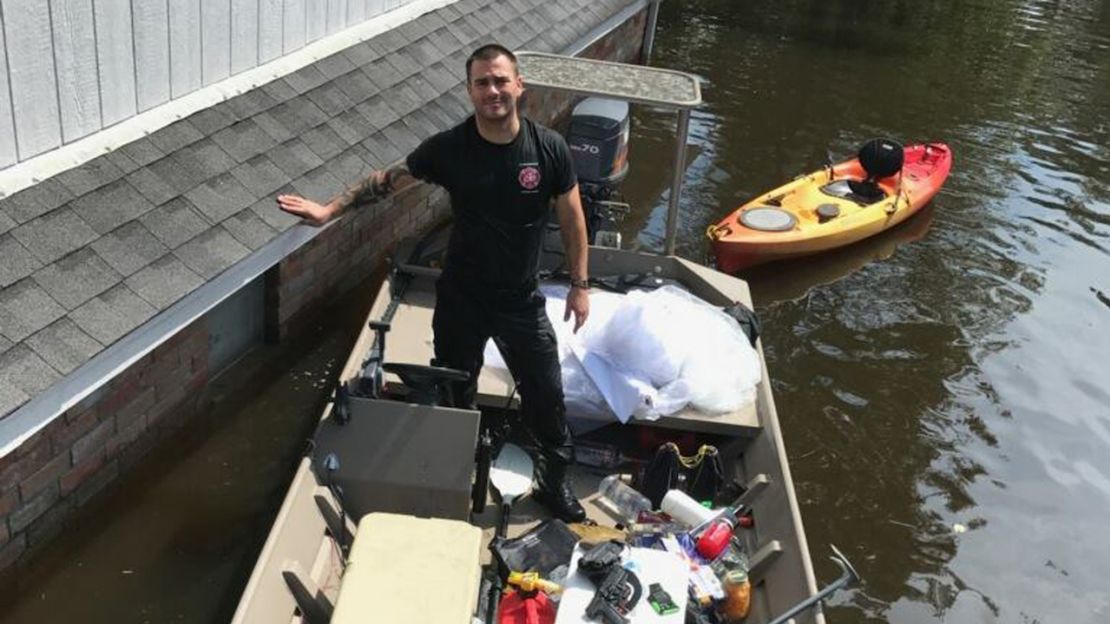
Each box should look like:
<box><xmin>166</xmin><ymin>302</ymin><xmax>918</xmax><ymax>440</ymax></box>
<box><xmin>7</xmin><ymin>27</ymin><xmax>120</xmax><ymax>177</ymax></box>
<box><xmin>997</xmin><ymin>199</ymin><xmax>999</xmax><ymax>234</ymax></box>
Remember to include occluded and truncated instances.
<box><xmin>432</xmin><ymin>277</ymin><xmax>574</xmax><ymax>468</ymax></box>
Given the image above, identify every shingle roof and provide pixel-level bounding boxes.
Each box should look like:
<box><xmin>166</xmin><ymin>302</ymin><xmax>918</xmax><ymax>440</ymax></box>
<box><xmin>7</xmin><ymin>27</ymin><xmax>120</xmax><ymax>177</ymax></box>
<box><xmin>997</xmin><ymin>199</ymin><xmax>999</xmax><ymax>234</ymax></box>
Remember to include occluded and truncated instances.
<box><xmin>0</xmin><ymin>0</ymin><xmax>635</xmax><ymax>418</ymax></box>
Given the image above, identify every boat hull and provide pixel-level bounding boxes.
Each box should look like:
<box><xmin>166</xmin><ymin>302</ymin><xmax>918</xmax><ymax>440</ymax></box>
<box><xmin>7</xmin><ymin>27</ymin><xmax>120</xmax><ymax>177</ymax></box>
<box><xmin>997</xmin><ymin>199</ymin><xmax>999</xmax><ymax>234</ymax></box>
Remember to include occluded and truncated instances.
<box><xmin>232</xmin><ymin>247</ymin><xmax>826</xmax><ymax>624</ymax></box>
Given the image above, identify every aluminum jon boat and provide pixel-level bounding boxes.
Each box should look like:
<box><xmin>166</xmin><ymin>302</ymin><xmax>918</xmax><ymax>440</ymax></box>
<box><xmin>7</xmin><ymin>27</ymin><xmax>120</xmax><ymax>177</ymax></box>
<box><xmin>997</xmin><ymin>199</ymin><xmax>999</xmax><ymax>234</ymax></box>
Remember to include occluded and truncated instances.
<box><xmin>232</xmin><ymin>53</ymin><xmax>831</xmax><ymax>624</ymax></box>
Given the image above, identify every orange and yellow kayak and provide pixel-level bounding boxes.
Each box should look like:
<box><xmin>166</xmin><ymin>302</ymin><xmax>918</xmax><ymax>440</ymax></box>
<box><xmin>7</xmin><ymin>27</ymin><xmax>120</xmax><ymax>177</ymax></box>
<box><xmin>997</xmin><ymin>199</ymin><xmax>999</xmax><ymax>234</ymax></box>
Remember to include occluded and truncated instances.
<box><xmin>707</xmin><ymin>143</ymin><xmax>952</xmax><ymax>273</ymax></box>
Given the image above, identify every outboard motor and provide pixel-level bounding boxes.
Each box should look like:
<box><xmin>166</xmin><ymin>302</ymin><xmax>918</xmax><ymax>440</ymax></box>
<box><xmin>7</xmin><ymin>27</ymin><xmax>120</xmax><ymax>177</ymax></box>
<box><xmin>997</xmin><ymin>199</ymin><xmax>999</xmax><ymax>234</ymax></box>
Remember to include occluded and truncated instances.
<box><xmin>566</xmin><ymin>98</ymin><xmax>631</xmax><ymax>246</ymax></box>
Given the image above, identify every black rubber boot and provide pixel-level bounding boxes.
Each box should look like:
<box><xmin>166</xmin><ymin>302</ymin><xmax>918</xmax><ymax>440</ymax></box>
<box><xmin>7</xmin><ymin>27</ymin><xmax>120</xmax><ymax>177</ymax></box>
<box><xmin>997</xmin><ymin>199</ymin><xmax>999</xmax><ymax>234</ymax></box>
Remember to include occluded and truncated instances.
<box><xmin>533</xmin><ymin>456</ymin><xmax>586</xmax><ymax>523</ymax></box>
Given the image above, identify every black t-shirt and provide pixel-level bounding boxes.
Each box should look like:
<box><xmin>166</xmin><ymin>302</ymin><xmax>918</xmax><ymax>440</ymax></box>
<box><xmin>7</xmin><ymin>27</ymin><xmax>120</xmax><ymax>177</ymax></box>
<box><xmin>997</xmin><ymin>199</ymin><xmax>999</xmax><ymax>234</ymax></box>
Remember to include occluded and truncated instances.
<box><xmin>406</xmin><ymin>116</ymin><xmax>577</xmax><ymax>289</ymax></box>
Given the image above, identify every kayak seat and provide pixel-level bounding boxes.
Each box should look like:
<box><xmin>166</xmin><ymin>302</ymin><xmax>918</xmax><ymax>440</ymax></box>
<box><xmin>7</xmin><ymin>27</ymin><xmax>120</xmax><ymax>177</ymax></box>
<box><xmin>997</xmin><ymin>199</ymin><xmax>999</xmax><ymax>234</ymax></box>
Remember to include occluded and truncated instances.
<box><xmin>332</xmin><ymin>512</ymin><xmax>483</xmax><ymax>624</ymax></box>
<box><xmin>821</xmin><ymin>137</ymin><xmax>905</xmax><ymax>206</ymax></box>
<box><xmin>820</xmin><ymin>179</ymin><xmax>887</xmax><ymax>206</ymax></box>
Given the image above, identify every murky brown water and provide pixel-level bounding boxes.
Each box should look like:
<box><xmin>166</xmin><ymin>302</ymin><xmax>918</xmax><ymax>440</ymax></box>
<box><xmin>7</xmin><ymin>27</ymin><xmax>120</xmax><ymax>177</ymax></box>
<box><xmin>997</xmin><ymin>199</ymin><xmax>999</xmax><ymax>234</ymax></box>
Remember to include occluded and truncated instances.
<box><xmin>4</xmin><ymin>1</ymin><xmax>1109</xmax><ymax>622</ymax></box>
<box><xmin>622</xmin><ymin>0</ymin><xmax>1110</xmax><ymax>621</ymax></box>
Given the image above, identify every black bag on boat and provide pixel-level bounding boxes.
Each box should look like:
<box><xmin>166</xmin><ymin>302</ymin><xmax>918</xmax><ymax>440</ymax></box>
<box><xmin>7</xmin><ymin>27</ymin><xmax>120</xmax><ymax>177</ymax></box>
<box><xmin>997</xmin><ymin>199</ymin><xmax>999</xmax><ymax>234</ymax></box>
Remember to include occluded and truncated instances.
<box><xmin>491</xmin><ymin>519</ymin><xmax>579</xmax><ymax>578</ymax></box>
<box><xmin>641</xmin><ymin>443</ymin><xmax>725</xmax><ymax>509</ymax></box>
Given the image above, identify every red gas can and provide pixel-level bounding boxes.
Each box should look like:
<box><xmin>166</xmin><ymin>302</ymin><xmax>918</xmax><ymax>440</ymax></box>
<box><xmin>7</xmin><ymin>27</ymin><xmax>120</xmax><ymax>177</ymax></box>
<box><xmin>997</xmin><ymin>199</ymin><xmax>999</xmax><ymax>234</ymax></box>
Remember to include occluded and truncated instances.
<box><xmin>498</xmin><ymin>590</ymin><xmax>556</xmax><ymax>624</ymax></box>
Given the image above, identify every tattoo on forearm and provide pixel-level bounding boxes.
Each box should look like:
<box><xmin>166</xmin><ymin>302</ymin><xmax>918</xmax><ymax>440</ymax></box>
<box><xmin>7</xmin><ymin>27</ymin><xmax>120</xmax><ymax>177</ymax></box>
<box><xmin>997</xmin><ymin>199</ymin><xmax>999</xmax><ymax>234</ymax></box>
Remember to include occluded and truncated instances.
<box><xmin>337</xmin><ymin>165</ymin><xmax>411</xmax><ymax>210</ymax></box>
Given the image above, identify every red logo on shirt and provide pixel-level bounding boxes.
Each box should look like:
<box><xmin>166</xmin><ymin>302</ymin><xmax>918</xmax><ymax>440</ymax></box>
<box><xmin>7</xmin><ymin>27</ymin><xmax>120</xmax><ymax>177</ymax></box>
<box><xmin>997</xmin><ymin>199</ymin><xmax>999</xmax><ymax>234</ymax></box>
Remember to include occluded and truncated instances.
<box><xmin>518</xmin><ymin>166</ymin><xmax>541</xmax><ymax>190</ymax></box>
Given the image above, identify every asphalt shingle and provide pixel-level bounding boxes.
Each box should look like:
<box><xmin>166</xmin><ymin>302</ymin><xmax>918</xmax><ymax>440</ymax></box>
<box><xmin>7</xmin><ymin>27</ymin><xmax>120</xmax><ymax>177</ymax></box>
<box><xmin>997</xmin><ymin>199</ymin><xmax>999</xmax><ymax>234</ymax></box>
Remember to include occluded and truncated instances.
<box><xmin>252</xmin><ymin>110</ymin><xmax>297</xmax><ymax>144</ymax></box>
<box><xmin>211</xmin><ymin>120</ymin><xmax>278</xmax><ymax>163</ymax></box>
<box><xmin>125</xmin><ymin>165</ymin><xmax>179</xmax><ymax>206</ymax></box>
<box><xmin>174</xmin><ymin>228</ymin><xmax>251</xmax><ymax>280</ymax></box>
<box><xmin>142</xmin><ymin>155</ymin><xmax>206</xmax><ymax>198</ymax></box>
<box><xmin>188</xmin><ymin>106</ymin><xmax>238</xmax><ymax>135</ymax></box>
<box><xmin>91</xmin><ymin>221</ymin><xmax>170</xmax><ymax>276</ymax></box>
<box><xmin>360</xmin><ymin>132</ymin><xmax>403</xmax><ymax>169</ymax></box>
<box><xmin>221</xmin><ymin>209</ymin><xmax>278</xmax><ymax>250</ymax></box>
<box><xmin>185</xmin><ymin>173</ymin><xmax>257</xmax><ymax>223</ymax></box>
<box><xmin>32</xmin><ymin>248</ymin><xmax>122</xmax><ymax>310</ymax></box>
<box><xmin>125</xmin><ymin>254</ymin><xmax>204</xmax><ymax>308</ymax></box>
<box><xmin>306</xmin><ymin>83</ymin><xmax>355</xmax><ymax>118</ymax></box>
<box><xmin>355</xmin><ymin>96</ymin><xmax>401</xmax><ymax>131</ymax></box>
<box><xmin>0</xmin><ymin>234</ymin><xmax>43</xmax><ymax>288</ymax></box>
<box><xmin>70</xmin><ymin>284</ymin><xmax>157</xmax><ymax>346</ymax></box>
<box><xmin>261</xmin><ymin>78</ymin><xmax>299</xmax><ymax>103</ymax></box>
<box><xmin>361</xmin><ymin>58</ymin><xmax>403</xmax><ymax>90</ymax></box>
<box><xmin>225</xmin><ymin>89</ymin><xmax>278</xmax><ymax>119</ymax></box>
<box><xmin>148</xmin><ymin>119</ymin><xmax>204</xmax><ymax>154</ymax></box>
<box><xmin>104</xmin><ymin>148</ymin><xmax>140</xmax><ymax>176</ymax></box>
<box><xmin>55</xmin><ymin>156</ymin><xmax>125</xmax><ymax>198</ymax></box>
<box><xmin>0</xmin><ymin>279</ymin><xmax>67</xmax><ymax>343</ymax></box>
<box><xmin>0</xmin><ymin>210</ymin><xmax>13</xmax><ymax>236</ymax></box>
<box><xmin>68</xmin><ymin>179</ymin><xmax>156</xmax><ymax>235</ymax></box>
<box><xmin>270</xmin><ymin>98</ymin><xmax>330</xmax><ymax>135</ymax></box>
<box><xmin>0</xmin><ymin>345</ymin><xmax>61</xmax><ymax>396</ymax></box>
<box><xmin>290</xmin><ymin>167</ymin><xmax>345</xmax><ymax>205</ymax></box>
<box><xmin>11</xmin><ymin>208</ymin><xmax>99</xmax><ymax>265</ymax></box>
<box><xmin>302</xmin><ymin>124</ymin><xmax>348</xmax><ymax>161</ymax></box>
<box><xmin>328</xmin><ymin>148</ymin><xmax>373</xmax><ymax>186</ymax></box>
<box><xmin>327</xmin><ymin>109</ymin><xmax>378</xmax><ymax>146</ymax></box>
<box><xmin>138</xmin><ymin>197</ymin><xmax>210</xmax><ymax>250</ymax></box>
<box><xmin>285</xmin><ymin>65</ymin><xmax>330</xmax><ymax>94</ymax></box>
<box><xmin>334</xmin><ymin>70</ymin><xmax>380</xmax><ymax>104</ymax></box>
<box><xmin>267</xmin><ymin>139</ymin><xmax>325</xmax><ymax>179</ymax></box>
<box><xmin>341</xmin><ymin>42</ymin><xmax>379</xmax><ymax>68</ymax></box>
<box><xmin>0</xmin><ymin>179</ymin><xmax>75</xmax><ymax>224</ymax></box>
<box><xmin>317</xmin><ymin>52</ymin><xmax>356</xmax><ymax>80</ymax></box>
<box><xmin>249</xmin><ymin>194</ymin><xmax>301</xmax><ymax>232</ymax></box>
<box><xmin>25</xmin><ymin>318</ymin><xmax>104</xmax><ymax>375</ymax></box>
<box><xmin>230</xmin><ymin>155</ymin><xmax>291</xmax><ymax>199</ymax></box>
<box><xmin>116</xmin><ymin>138</ymin><xmax>165</xmax><ymax>168</ymax></box>
<box><xmin>386</xmin><ymin>53</ymin><xmax>423</xmax><ymax>80</ymax></box>
<box><xmin>381</xmin><ymin>121</ymin><xmax>421</xmax><ymax>156</ymax></box>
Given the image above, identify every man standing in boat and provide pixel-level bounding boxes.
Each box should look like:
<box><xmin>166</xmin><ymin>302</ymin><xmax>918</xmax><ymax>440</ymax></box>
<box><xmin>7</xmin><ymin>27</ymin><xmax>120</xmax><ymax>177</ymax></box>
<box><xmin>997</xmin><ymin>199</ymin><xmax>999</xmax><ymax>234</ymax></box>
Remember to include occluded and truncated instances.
<box><xmin>276</xmin><ymin>44</ymin><xmax>591</xmax><ymax>522</ymax></box>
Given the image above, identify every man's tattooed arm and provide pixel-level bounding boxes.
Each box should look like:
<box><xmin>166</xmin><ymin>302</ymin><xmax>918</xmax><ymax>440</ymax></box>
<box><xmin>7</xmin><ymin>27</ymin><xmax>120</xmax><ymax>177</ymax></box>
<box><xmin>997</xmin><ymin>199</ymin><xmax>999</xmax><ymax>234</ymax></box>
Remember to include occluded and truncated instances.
<box><xmin>277</xmin><ymin>165</ymin><xmax>415</xmax><ymax>225</ymax></box>
<box><xmin>334</xmin><ymin>165</ymin><xmax>414</xmax><ymax>212</ymax></box>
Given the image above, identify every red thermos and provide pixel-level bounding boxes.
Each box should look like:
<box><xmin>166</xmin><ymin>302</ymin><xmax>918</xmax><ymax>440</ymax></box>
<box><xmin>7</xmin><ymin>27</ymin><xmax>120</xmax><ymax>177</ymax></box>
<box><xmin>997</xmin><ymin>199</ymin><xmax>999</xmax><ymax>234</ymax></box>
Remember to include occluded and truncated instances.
<box><xmin>695</xmin><ymin>509</ymin><xmax>738</xmax><ymax>560</ymax></box>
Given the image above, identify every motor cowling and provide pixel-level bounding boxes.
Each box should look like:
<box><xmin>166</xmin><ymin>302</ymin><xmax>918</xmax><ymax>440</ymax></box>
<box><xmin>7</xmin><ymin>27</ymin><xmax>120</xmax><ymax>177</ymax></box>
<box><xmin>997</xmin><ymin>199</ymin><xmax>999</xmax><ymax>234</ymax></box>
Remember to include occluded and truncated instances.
<box><xmin>566</xmin><ymin>98</ymin><xmax>631</xmax><ymax>244</ymax></box>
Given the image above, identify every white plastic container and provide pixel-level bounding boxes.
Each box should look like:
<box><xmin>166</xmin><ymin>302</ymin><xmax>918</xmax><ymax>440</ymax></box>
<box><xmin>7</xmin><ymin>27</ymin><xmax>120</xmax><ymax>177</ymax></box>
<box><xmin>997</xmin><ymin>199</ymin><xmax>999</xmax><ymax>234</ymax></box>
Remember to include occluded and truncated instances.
<box><xmin>661</xmin><ymin>489</ymin><xmax>716</xmax><ymax>527</ymax></box>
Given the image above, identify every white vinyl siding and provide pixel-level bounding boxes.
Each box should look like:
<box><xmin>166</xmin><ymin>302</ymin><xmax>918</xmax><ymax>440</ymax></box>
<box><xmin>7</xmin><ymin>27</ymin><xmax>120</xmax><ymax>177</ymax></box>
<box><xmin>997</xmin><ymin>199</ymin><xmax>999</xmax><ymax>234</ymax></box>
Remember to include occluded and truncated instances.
<box><xmin>0</xmin><ymin>0</ymin><xmax>426</xmax><ymax>170</ymax></box>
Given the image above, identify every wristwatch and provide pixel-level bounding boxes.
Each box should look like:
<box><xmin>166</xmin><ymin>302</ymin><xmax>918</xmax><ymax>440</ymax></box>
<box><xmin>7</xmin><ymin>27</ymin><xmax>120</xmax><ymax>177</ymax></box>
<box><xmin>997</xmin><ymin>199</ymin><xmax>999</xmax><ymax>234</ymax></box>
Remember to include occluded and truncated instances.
<box><xmin>569</xmin><ymin>277</ymin><xmax>590</xmax><ymax>290</ymax></box>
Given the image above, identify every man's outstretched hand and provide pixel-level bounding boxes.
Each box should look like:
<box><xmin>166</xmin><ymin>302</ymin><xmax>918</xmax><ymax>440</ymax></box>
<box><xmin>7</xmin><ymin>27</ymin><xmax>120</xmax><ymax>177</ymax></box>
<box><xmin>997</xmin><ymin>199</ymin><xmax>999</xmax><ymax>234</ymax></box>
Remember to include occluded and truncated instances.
<box><xmin>276</xmin><ymin>195</ymin><xmax>333</xmax><ymax>226</ymax></box>
<box><xmin>564</xmin><ymin>286</ymin><xmax>590</xmax><ymax>333</ymax></box>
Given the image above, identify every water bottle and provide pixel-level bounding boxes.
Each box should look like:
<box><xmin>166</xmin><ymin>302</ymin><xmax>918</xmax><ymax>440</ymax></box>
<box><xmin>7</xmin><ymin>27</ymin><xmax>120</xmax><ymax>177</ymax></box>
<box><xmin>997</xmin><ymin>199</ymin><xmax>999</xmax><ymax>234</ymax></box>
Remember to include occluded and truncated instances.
<box><xmin>598</xmin><ymin>474</ymin><xmax>653</xmax><ymax>523</ymax></box>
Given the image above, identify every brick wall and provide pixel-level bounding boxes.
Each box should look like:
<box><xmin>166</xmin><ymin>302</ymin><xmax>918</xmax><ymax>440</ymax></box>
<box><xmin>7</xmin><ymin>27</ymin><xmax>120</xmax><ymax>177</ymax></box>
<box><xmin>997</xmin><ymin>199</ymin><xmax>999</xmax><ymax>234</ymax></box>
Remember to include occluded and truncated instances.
<box><xmin>269</xmin><ymin>180</ymin><xmax>450</xmax><ymax>341</ymax></box>
<box><xmin>0</xmin><ymin>320</ymin><xmax>207</xmax><ymax>570</ymax></box>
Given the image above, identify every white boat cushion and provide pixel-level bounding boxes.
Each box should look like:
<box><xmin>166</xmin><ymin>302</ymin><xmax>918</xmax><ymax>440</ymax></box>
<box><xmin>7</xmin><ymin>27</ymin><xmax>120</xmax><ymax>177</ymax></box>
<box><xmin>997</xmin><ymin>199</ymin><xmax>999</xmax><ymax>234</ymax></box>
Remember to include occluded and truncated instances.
<box><xmin>332</xmin><ymin>512</ymin><xmax>483</xmax><ymax>624</ymax></box>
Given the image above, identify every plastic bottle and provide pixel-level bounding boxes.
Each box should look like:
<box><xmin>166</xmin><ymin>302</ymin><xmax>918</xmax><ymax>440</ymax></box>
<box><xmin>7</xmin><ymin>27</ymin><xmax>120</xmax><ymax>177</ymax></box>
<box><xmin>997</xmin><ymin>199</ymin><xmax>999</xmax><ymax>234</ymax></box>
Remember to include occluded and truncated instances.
<box><xmin>695</xmin><ymin>509</ymin><xmax>737</xmax><ymax>559</ymax></box>
<box><xmin>660</xmin><ymin>489</ymin><xmax>716</xmax><ymax>527</ymax></box>
<box><xmin>598</xmin><ymin>474</ymin><xmax>653</xmax><ymax>523</ymax></box>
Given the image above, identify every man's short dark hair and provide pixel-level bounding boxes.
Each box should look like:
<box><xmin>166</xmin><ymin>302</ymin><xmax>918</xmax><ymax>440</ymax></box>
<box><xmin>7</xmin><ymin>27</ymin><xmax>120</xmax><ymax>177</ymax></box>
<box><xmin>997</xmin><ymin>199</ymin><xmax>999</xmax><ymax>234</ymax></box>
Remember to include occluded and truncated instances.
<box><xmin>466</xmin><ymin>44</ymin><xmax>518</xmax><ymax>81</ymax></box>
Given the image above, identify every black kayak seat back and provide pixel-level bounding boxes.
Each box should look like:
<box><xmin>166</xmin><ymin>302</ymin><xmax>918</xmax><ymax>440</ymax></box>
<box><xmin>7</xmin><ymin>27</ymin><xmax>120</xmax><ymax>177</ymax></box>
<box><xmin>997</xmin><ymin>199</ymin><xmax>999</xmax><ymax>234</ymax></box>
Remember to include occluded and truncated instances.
<box><xmin>820</xmin><ymin>138</ymin><xmax>904</xmax><ymax>206</ymax></box>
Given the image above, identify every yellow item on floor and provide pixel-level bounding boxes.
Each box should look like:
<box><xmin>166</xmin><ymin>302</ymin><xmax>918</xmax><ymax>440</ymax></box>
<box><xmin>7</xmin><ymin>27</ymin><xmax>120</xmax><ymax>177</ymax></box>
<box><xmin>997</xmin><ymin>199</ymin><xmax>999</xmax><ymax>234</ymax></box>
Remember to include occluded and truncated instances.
<box><xmin>331</xmin><ymin>512</ymin><xmax>483</xmax><ymax>624</ymax></box>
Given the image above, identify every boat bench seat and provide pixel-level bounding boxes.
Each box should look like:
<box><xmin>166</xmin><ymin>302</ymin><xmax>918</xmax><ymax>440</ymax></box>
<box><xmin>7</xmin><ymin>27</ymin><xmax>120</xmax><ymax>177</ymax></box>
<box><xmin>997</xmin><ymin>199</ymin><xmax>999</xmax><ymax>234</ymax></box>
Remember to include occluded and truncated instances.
<box><xmin>332</xmin><ymin>512</ymin><xmax>484</xmax><ymax>624</ymax></box>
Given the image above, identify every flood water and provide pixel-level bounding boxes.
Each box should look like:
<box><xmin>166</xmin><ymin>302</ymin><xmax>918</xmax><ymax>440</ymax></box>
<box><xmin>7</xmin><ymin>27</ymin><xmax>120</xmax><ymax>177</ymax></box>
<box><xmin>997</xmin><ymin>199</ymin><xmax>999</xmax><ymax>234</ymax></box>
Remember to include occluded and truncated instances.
<box><xmin>623</xmin><ymin>0</ymin><xmax>1110</xmax><ymax>622</ymax></box>
<box><xmin>3</xmin><ymin>1</ymin><xmax>1109</xmax><ymax>622</ymax></box>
